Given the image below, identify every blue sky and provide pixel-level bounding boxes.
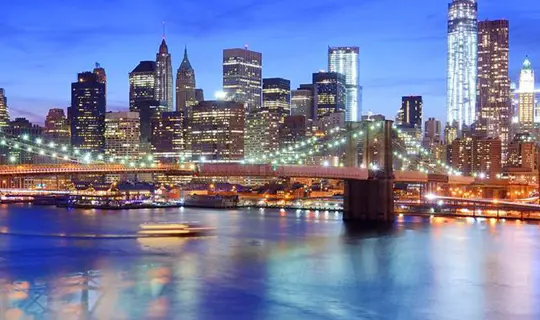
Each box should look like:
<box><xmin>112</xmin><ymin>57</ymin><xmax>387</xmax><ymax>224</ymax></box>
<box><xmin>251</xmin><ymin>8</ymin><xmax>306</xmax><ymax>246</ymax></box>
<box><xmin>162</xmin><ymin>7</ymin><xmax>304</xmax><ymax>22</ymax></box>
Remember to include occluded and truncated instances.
<box><xmin>0</xmin><ymin>0</ymin><xmax>538</xmax><ymax>125</ymax></box>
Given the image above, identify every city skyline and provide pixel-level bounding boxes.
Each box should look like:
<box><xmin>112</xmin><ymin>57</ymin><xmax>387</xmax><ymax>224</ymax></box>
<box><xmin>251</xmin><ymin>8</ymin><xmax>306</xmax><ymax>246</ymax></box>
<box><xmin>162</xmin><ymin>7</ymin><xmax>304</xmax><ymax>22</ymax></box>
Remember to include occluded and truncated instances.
<box><xmin>0</xmin><ymin>0</ymin><xmax>538</xmax><ymax>125</ymax></box>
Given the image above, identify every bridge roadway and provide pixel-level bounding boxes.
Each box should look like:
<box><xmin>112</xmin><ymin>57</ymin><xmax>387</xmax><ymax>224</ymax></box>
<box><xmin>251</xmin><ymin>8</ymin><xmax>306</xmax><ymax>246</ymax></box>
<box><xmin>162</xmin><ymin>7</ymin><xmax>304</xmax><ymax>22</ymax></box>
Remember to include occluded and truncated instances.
<box><xmin>0</xmin><ymin>163</ymin><xmax>470</xmax><ymax>184</ymax></box>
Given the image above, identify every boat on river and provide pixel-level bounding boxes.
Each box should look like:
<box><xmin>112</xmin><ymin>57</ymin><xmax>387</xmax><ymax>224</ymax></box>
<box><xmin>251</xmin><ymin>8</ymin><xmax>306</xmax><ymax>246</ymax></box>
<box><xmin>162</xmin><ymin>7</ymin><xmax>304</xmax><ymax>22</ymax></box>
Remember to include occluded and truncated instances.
<box><xmin>137</xmin><ymin>222</ymin><xmax>213</xmax><ymax>237</ymax></box>
<box><xmin>184</xmin><ymin>194</ymin><xmax>239</xmax><ymax>208</ymax></box>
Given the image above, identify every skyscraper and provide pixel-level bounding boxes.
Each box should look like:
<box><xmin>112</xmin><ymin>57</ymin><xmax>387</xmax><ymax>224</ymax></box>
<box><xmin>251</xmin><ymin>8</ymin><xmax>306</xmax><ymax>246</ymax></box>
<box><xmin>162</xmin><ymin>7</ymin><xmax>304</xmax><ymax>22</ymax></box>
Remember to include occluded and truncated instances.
<box><xmin>190</xmin><ymin>101</ymin><xmax>245</xmax><ymax>161</ymax></box>
<box><xmin>518</xmin><ymin>56</ymin><xmax>535</xmax><ymax>132</ymax></box>
<box><xmin>105</xmin><ymin>111</ymin><xmax>140</xmax><ymax>159</ymax></box>
<box><xmin>93</xmin><ymin>63</ymin><xmax>106</xmax><ymax>84</ymax></box>
<box><xmin>396</xmin><ymin>96</ymin><xmax>423</xmax><ymax>128</ymax></box>
<box><xmin>447</xmin><ymin>0</ymin><xmax>478</xmax><ymax>130</ymax></box>
<box><xmin>313</xmin><ymin>72</ymin><xmax>346</xmax><ymax>119</ymax></box>
<box><xmin>151</xmin><ymin>111</ymin><xmax>185</xmax><ymax>162</ymax></box>
<box><xmin>291</xmin><ymin>85</ymin><xmax>314</xmax><ymax>120</ymax></box>
<box><xmin>44</xmin><ymin>108</ymin><xmax>70</xmax><ymax>145</ymax></box>
<box><xmin>223</xmin><ymin>47</ymin><xmax>262</xmax><ymax>111</ymax></box>
<box><xmin>155</xmin><ymin>38</ymin><xmax>173</xmax><ymax>110</ymax></box>
<box><xmin>0</xmin><ymin>88</ymin><xmax>9</xmax><ymax>129</ymax></box>
<box><xmin>263</xmin><ymin>78</ymin><xmax>291</xmax><ymax>121</ymax></box>
<box><xmin>328</xmin><ymin>46</ymin><xmax>361</xmax><ymax>121</ymax></box>
<box><xmin>129</xmin><ymin>61</ymin><xmax>164</xmax><ymax>149</ymax></box>
<box><xmin>176</xmin><ymin>47</ymin><xmax>196</xmax><ymax>114</ymax></box>
<box><xmin>476</xmin><ymin>20</ymin><xmax>510</xmax><ymax>156</ymax></box>
<box><xmin>70</xmin><ymin>71</ymin><xmax>106</xmax><ymax>152</ymax></box>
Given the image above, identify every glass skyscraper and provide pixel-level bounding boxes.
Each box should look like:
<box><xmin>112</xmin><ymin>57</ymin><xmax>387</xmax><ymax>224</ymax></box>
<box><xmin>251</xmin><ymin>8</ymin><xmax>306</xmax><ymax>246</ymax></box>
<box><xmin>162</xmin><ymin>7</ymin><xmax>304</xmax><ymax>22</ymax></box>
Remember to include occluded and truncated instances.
<box><xmin>0</xmin><ymin>88</ymin><xmax>9</xmax><ymax>130</ymax></box>
<box><xmin>447</xmin><ymin>0</ymin><xmax>478</xmax><ymax>130</ymax></box>
<box><xmin>328</xmin><ymin>47</ymin><xmax>360</xmax><ymax>121</ymax></box>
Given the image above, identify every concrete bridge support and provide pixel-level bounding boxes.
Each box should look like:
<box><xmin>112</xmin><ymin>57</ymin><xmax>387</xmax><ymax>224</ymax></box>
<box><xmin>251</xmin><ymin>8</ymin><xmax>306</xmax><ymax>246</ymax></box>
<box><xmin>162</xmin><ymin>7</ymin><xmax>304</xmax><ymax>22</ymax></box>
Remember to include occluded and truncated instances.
<box><xmin>343</xmin><ymin>175</ymin><xmax>394</xmax><ymax>223</ymax></box>
<box><xmin>343</xmin><ymin>120</ymin><xmax>395</xmax><ymax>224</ymax></box>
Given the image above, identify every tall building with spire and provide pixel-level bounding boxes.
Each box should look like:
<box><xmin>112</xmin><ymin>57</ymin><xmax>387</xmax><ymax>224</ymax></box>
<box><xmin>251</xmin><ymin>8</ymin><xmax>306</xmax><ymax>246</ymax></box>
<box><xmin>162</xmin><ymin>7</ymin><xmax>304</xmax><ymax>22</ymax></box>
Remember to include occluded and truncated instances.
<box><xmin>518</xmin><ymin>56</ymin><xmax>535</xmax><ymax>132</ymax></box>
<box><xmin>155</xmin><ymin>36</ymin><xmax>173</xmax><ymax>110</ymax></box>
<box><xmin>175</xmin><ymin>47</ymin><xmax>196</xmax><ymax>114</ymax></box>
<box><xmin>0</xmin><ymin>88</ymin><xmax>9</xmax><ymax>129</ymax></box>
<box><xmin>447</xmin><ymin>0</ymin><xmax>478</xmax><ymax>130</ymax></box>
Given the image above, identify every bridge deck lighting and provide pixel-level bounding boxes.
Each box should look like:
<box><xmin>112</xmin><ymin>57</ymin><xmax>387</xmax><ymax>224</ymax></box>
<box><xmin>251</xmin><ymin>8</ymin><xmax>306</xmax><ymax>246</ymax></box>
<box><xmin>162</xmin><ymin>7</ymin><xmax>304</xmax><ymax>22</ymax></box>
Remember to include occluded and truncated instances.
<box><xmin>323</xmin><ymin>160</ymin><xmax>330</xmax><ymax>167</ymax></box>
<box><xmin>22</xmin><ymin>134</ymin><xmax>29</xmax><ymax>140</ymax></box>
<box><xmin>425</xmin><ymin>193</ymin><xmax>436</xmax><ymax>200</ymax></box>
<box><xmin>36</xmin><ymin>138</ymin><xmax>42</xmax><ymax>145</ymax></box>
<box><xmin>39</xmin><ymin>150</ymin><xmax>45</xmax><ymax>156</ymax></box>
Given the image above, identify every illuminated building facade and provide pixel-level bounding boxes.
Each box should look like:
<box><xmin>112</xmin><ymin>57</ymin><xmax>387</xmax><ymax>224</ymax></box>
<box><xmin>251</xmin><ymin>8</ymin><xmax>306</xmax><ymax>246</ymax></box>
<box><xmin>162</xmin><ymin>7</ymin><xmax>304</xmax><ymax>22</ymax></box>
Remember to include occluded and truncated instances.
<box><xmin>44</xmin><ymin>108</ymin><xmax>70</xmax><ymax>145</ymax></box>
<box><xmin>105</xmin><ymin>111</ymin><xmax>140</xmax><ymax>159</ymax></box>
<box><xmin>397</xmin><ymin>96</ymin><xmax>423</xmax><ymax>129</ymax></box>
<box><xmin>129</xmin><ymin>61</ymin><xmax>165</xmax><ymax>149</ymax></box>
<box><xmin>477</xmin><ymin>19</ymin><xmax>510</xmax><ymax>160</ymax></box>
<box><xmin>518</xmin><ymin>56</ymin><xmax>535</xmax><ymax>132</ymax></box>
<box><xmin>70</xmin><ymin>71</ymin><xmax>106</xmax><ymax>152</ymax></box>
<box><xmin>0</xmin><ymin>88</ymin><xmax>10</xmax><ymax>129</ymax></box>
<box><xmin>5</xmin><ymin>118</ymin><xmax>43</xmax><ymax>164</ymax></box>
<box><xmin>447</xmin><ymin>0</ymin><xmax>478</xmax><ymax>130</ymax></box>
<box><xmin>507</xmin><ymin>133</ymin><xmax>536</xmax><ymax>170</ymax></box>
<box><xmin>263</xmin><ymin>78</ymin><xmax>290</xmax><ymax>121</ymax></box>
<box><xmin>190</xmin><ymin>101</ymin><xmax>244</xmax><ymax>161</ymax></box>
<box><xmin>451</xmin><ymin>136</ymin><xmax>501</xmax><ymax>177</ymax></box>
<box><xmin>313</xmin><ymin>72</ymin><xmax>346</xmax><ymax>119</ymax></box>
<box><xmin>223</xmin><ymin>48</ymin><xmax>262</xmax><ymax>111</ymax></box>
<box><xmin>291</xmin><ymin>85</ymin><xmax>314</xmax><ymax>120</ymax></box>
<box><xmin>195</xmin><ymin>89</ymin><xmax>204</xmax><ymax>104</ymax></box>
<box><xmin>151</xmin><ymin>111</ymin><xmax>185</xmax><ymax>162</ymax></box>
<box><xmin>175</xmin><ymin>47</ymin><xmax>196</xmax><ymax>115</ymax></box>
<box><xmin>93</xmin><ymin>63</ymin><xmax>106</xmax><ymax>85</ymax></box>
<box><xmin>245</xmin><ymin>108</ymin><xmax>280</xmax><ymax>160</ymax></box>
<box><xmin>328</xmin><ymin>46</ymin><xmax>360</xmax><ymax>121</ymax></box>
<box><xmin>155</xmin><ymin>39</ymin><xmax>173</xmax><ymax>110</ymax></box>
<box><xmin>280</xmin><ymin>115</ymin><xmax>308</xmax><ymax>150</ymax></box>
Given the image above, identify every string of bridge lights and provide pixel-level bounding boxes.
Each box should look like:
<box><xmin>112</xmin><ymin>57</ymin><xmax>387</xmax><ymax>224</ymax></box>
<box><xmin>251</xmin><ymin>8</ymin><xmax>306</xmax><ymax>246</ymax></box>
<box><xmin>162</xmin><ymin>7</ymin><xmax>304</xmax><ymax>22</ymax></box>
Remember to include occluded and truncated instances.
<box><xmin>244</xmin><ymin>122</ymin><xmax>461</xmax><ymax>175</ymax></box>
<box><xmin>0</xmin><ymin>135</ymin><xmax>156</xmax><ymax>167</ymax></box>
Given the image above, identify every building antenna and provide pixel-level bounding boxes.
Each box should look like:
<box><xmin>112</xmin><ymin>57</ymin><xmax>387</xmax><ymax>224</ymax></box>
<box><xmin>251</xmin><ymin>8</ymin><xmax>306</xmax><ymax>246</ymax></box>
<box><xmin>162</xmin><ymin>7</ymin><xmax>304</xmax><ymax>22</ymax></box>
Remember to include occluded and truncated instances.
<box><xmin>162</xmin><ymin>21</ymin><xmax>166</xmax><ymax>39</ymax></box>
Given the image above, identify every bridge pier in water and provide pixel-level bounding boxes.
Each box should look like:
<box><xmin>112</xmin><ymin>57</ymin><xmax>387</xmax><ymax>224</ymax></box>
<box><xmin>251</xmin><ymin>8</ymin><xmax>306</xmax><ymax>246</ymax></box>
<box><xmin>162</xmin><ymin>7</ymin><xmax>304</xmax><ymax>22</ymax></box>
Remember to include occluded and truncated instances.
<box><xmin>342</xmin><ymin>120</ymin><xmax>395</xmax><ymax>224</ymax></box>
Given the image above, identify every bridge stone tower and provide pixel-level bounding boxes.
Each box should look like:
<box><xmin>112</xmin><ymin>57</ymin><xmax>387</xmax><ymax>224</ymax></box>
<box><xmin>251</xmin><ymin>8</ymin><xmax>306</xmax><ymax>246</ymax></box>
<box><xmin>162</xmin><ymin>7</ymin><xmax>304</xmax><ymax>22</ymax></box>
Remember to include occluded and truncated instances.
<box><xmin>343</xmin><ymin>120</ymin><xmax>395</xmax><ymax>224</ymax></box>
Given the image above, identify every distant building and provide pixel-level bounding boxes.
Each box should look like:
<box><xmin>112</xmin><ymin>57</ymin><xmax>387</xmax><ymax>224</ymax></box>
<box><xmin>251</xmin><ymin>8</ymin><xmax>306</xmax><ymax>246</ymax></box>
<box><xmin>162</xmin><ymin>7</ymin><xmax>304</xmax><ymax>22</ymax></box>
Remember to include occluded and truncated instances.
<box><xmin>190</xmin><ymin>101</ymin><xmax>245</xmax><ymax>161</ymax></box>
<box><xmin>70</xmin><ymin>71</ymin><xmax>106</xmax><ymax>152</ymax></box>
<box><xmin>518</xmin><ymin>57</ymin><xmax>535</xmax><ymax>132</ymax></box>
<box><xmin>195</xmin><ymin>89</ymin><xmax>204</xmax><ymax>104</ymax></box>
<box><xmin>425</xmin><ymin>118</ymin><xmax>442</xmax><ymax>141</ymax></box>
<box><xmin>223</xmin><ymin>47</ymin><xmax>262</xmax><ymax>111</ymax></box>
<box><xmin>263</xmin><ymin>78</ymin><xmax>290</xmax><ymax>121</ymax></box>
<box><xmin>44</xmin><ymin>108</ymin><xmax>70</xmax><ymax>145</ymax></box>
<box><xmin>151</xmin><ymin>111</ymin><xmax>185</xmax><ymax>162</ymax></box>
<box><xmin>5</xmin><ymin>118</ymin><xmax>43</xmax><ymax>164</ymax></box>
<box><xmin>129</xmin><ymin>61</ymin><xmax>165</xmax><ymax>150</ymax></box>
<box><xmin>316</xmin><ymin>111</ymin><xmax>345</xmax><ymax>134</ymax></box>
<box><xmin>175</xmin><ymin>47</ymin><xmax>196</xmax><ymax>115</ymax></box>
<box><xmin>93</xmin><ymin>63</ymin><xmax>107</xmax><ymax>85</ymax></box>
<box><xmin>280</xmin><ymin>115</ymin><xmax>308</xmax><ymax>150</ymax></box>
<box><xmin>0</xmin><ymin>88</ymin><xmax>10</xmax><ymax>129</ymax></box>
<box><xmin>105</xmin><ymin>111</ymin><xmax>140</xmax><ymax>160</ymax></box>
<box><xmin>244</xmin><ymin>108</ymin><xmax>280</xmax><ymax>160</ymax></box>
<box><xmin>313</xmin><ymin>71</ymin><xmax>346</xmax><ymax>119</ymax></box>
<box><xmin>397</xmin><ymin>96</ymin><xmax>422</xmax><ymax>129</ymax></box>
<box><xmin>476</xmin><ymin>20</ymin><xmax>510</xmax><ymax>154</ymax></box>
<box><xmin>291</xmin><ymin>85</ymin><xmax>314</xmax><ymax>120</ymax></box>
<box><xmin>447</xmin><ymin>0</ymin><xmax>478</xmax><ymax>130</ymax></box>
<box><xmin>507</xmin><ymin>133</ymin><xmax>536</xmax><ymax>170</ymax></box>
<box><xmin>155</xmin><ymin>38</ymin><xmax>173</xmax><ymax>110</ymax></box>
<box><xmin>328</xmin><ymin>46</ymin><xmax>361</xmax><ymax>121</ymax></box>
<box><xmin>451</xmin><ymin>136</ymin><xmax>501</xmax><ymax>177</ymax></box>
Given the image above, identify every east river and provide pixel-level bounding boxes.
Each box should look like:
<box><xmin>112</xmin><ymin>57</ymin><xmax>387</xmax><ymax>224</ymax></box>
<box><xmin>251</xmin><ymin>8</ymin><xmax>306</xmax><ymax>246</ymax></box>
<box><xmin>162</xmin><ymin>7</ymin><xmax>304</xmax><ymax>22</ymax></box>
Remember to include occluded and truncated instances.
<box><xmin>0</xmin><ymin>204</ymin><xmax>539</xmax><ymax>319</ymax></box>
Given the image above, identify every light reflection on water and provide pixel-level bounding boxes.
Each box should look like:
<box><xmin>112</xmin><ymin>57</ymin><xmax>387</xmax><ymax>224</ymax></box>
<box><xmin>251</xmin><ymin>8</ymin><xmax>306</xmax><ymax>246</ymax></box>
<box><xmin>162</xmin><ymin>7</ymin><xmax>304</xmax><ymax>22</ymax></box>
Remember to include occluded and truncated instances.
<box><xmin>0</xmin><ymin>205</ymin><xmax>539</xmax><ymax>319</ymax></box>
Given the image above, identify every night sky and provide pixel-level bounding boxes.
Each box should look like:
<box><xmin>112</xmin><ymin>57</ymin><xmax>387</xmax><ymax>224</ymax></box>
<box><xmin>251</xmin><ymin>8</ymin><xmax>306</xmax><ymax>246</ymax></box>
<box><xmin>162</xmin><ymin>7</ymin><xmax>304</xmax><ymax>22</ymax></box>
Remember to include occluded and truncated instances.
<box><xmin>0</xmin><ymin>0</ymin><xmax>538</xmax><ymax>125</ymax></box>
